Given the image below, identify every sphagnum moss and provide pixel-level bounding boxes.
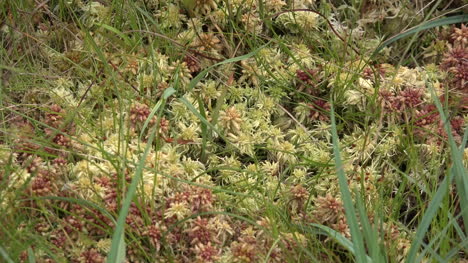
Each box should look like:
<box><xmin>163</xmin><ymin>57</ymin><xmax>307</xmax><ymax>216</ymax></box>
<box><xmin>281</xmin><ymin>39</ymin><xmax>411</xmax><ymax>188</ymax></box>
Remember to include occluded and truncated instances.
<box><xmin>0</xmin><ymin>0</ymin><xmax>467</xmax><ymax>262</ymax></box>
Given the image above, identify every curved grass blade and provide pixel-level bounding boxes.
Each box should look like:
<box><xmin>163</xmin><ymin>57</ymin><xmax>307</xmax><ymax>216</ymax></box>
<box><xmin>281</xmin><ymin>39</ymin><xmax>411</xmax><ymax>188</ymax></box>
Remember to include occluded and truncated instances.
<box><xmin>373</xmin><ymin>14</ymin><xmax>468</xmax><ymax>55</ymax></box>
<box><xmin>310</xmin><ymin>223</ymin><xmax>372</xmax><ymax>262</ymax></box>
<box><xmin>29</xmin><ymin>196</ymin><xmax>116</xmax><ymax>224</ymax></box>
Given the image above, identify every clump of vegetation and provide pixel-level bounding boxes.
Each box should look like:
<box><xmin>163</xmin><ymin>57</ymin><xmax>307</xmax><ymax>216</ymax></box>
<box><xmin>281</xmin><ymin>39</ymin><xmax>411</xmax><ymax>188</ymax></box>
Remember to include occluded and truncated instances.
<box><xmin>0</xmin><ymin>0</ymin><xmax>467</xmax><ymax>262</ymax></box>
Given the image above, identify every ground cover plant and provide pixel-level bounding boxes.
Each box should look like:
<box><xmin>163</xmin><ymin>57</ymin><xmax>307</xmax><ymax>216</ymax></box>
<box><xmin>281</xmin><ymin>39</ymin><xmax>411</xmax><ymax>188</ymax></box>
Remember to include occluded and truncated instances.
<box><xmin>0</xmin><ymin>0</ymin><xmax>467</xmax><ymax>262</ymax></box>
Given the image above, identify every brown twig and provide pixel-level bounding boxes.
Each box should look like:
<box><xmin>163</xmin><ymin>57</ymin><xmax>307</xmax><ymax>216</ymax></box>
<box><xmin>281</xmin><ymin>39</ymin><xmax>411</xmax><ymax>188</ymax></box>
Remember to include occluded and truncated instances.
<box><xmin>33</xmin><ymin>0</ymin><xmax>51</xmax><ymax>12</ymax></box>
<box><xmin>76</xmin><ymin>68</ymin><xmax>104</xmax><ymax>108</ymax></box>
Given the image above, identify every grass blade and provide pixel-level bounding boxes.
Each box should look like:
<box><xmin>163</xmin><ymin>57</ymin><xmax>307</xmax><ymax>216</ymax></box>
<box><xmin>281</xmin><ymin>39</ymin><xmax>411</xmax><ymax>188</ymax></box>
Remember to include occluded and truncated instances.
<box><xmin>373</xmin><ymin>14</ymin><xmax>468</xmax><ymax>55</ymax></box>
<box><xmin>310</xmin><ymin>223</ymin><xmax>372</xmax><ymax>262</ymax></box>
<box><xmin>0</xmin><ymin>246</ymin><xmax>14</xmax><ymax>263</ymax></box>
<box><xmin>178</xmin><ymin>97</ymin><xmax>226</xmax><ymax>142</ymax></box>
<box><xmin>106</xmin><ymin>100</ymin><xmax>166</xmax><ymax>263</ymax></box>
<box><xmin>355</xmin><ymin>193</ymin><xmax>384</xmax><ymax>261</ymax></box>
<box><xmin>329</xmin><ymin>102</ymin><xmax>368</xmax><ymax>263</ymax></box>
<box><xmin>427</xmin><ymin>77</ymin><xmax>468</xmax><ymax>231</ymax></box>
<box><xmin>95</xmin><ymin>23</ymin><xmax>133</xmax><ymax>48</ymax></box>
<box><xmin>404</xmin><ymin>164</ymin><xmax>451</xmax><ymax>262</ymax></box>
<box><xmin>27</xmin><ymin>247</ymin><xmax>36</xmax><ymax>263</ymax></box>
<box><xmin>138</xmin><ymin>87</ymin><xmax>176</xmax><ymax>142</ymax></box>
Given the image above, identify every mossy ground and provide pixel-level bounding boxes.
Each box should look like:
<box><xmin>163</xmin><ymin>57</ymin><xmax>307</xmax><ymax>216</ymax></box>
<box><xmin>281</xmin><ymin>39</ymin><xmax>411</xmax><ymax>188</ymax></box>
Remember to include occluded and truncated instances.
<box><xmin>0</xmin><ymin>0</ymin><xmax>467</xmax><ymax>262</ymax></box>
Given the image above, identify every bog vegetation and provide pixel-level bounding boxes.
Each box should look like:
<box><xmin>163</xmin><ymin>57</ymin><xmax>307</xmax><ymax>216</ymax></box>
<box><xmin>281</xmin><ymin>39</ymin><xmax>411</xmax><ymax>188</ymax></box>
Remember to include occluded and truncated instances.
<box><xmin>0</xmin><ymin>0</ymin><xmax>467</xmax><ymax>262</ymax></box>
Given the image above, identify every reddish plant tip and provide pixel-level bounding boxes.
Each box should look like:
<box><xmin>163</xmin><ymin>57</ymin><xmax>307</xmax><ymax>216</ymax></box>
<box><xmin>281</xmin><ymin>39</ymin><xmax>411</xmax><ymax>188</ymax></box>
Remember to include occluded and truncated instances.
<box><xmin>308</xmin><ymin>99</ymin><xmax>330</xmax><ymax>121</ymax></box>
<box><xmin>296</xmin><ymin>69</ymin><xmax>318</xmax><ymax>83</ymax></box>
<box><xmin>184</xmin><ymin>55</ymin><xmax>201</xmax><ymax>73</ymax></box>
<box><xmin>79</xmin><ymin>248</ymin><xmax>105</xmax><ymax>263</ymax></box>
<box><xmin>130</xmin><ymin>103</ymin><xmax>152</xmax><ymax>124</ymax></box>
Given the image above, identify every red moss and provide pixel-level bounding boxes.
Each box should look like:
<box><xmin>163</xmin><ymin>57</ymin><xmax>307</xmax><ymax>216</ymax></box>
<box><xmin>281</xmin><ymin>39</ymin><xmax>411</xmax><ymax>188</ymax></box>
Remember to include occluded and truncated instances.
<box><xmin>184</xmin><ymin>55</ymin><xmax>201</xmax><ymax>73</ymax></box>
<box><xmin>143</xmin><ymin>224</ymin><xmax>163</xmax><ymax>251</ymax></box>
<box><xmin>193</xmin><ymin>242</ymin><xmax>219</xmax><ymax>262</ymax></box>
<box><xmin>78</xmin><ymin>248</ymin><xmax>105</xmax><ymax>263</ymax></box>
<box><xmin>45</xmin><ymin>104</ymin><xmax>65</xmax><ymax>128</ymax></box>
<box><xmin>414</xmin><ymin>104</ymin><xmax>439</xmax><ymax>126</ymax></box>
<box><xmin>308</xmin><ymin>99</ymin><xmax>330</xmax><ymax>121</ymax></box>
<box><xmin>400</xmin><ymin>88</ymin><xmax>423</xmax><ymax>108</ymax></box>
<box><xmin>186</xmin><ymin>217</ymin><xmax>215</xmax><ymax>245</ymax></box>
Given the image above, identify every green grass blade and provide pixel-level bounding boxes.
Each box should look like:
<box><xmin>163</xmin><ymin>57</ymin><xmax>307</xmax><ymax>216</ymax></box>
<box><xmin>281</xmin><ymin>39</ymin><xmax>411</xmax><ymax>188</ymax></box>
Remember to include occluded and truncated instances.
<box><xmin>310</xmin><ymin>223</ymin><xmax>372</xmax><ymax>262</ymax></box>
<box><xmin>95</xmin><ymin>23</ymin><xmax>133</xmax><ymax>48</ymax></box>
<box><xmin>355</xmin><ymin>193</ymin><xmax>384</xmax><ymax>261</ymax></box>
<box><xmin>138</xmin><ymin>87</ymin><xmax>176</xmax><ymax>142</ymax></box>
<box><xmin>445</xmin><ymin>237</ymin><xmax>468</xmax><ymax>261</ymax></box>
<box><xmin>404</xmin><ymin>174</ymin><xmax>450</xmax><ymax>263</ymax></box>
<box><xmin>115</xmin><ymin>235</ymin><xmax>125</xmax><ymax>263</ymax></box>
<box><xmin>197</xmin><ymin>96</ymin><xmax>209</xmax><ymax>162</ymax></box>
<box><xmin>178</xmin><ymin>97</ymin><xmax>227</xmax><ymax>142</ymax></box>
<box><xmin>26</xmin><ymin>196</ymin><xmax>116</xmax><ymax>224</ymax></box>
<box><xmin>329</xmin><ymin>102</ymin><xmax>368</xmax><ymax>263</ymax></box>
<box><xmin>427</xmin><ymin>78</ymin><xmax>468</xmax><ymax>231</ymax></box>
<box><xmin>417</xmin><ymin>211</ymin><xmax>464</xmax><ymax>262</ymax></box>
<box><xmin>0</xmin><ymin>246</ymin><xmax>14</xmax><ymax>263</ymax></box>
<box><xmin>106</xmin><ymin>101</ymin><xmax>166</xmax><ymax>263</ymax></box>
<box><xmin>312</xmin><ymin>223</ymin><xmax>355</xmax><ymax>252</ymax></box>
<box><xmin>264</xmin><ymin>237</ymin><xmax>281</xmax><ymax>263</ymax></box>
<box><xmin>373</xmin><ymin>14</ymin><xmax>468</xmax><ymax>55</ymax></box>
<box><xmin>139</xmin><ymin>100</ymin><xmax>163</xmax><ymax>142</ymax></box>
<box><xmin>27</xmin><ymin>247</ymin><xmax>36</xmax><ymax>263</ymax></box>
